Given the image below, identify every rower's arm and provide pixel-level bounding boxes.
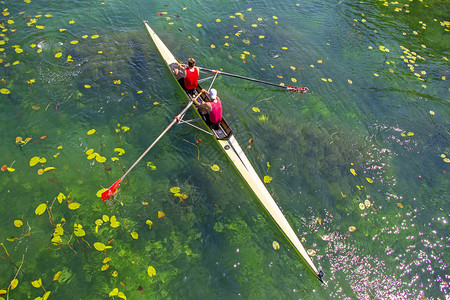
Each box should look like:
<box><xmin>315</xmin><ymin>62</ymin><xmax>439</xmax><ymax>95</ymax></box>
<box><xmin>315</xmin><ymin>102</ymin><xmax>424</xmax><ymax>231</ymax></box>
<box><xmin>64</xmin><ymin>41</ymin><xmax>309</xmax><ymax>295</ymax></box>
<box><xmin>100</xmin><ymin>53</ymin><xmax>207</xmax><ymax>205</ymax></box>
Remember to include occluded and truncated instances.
<box><xmin>191</xmin><ymin>92</ymin><xmax>203</xmax><ymax>107</ymax></box>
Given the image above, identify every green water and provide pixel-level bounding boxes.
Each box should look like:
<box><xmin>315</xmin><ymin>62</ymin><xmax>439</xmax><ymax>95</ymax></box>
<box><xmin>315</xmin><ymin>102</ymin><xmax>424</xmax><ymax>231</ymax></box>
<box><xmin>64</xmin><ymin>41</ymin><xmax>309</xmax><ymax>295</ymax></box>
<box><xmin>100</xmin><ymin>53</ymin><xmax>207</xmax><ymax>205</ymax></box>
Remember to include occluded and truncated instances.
<box><xmin>0</xmin><ymin>0</ymin><xmax>448</xmax><ymax>299</ymax></box>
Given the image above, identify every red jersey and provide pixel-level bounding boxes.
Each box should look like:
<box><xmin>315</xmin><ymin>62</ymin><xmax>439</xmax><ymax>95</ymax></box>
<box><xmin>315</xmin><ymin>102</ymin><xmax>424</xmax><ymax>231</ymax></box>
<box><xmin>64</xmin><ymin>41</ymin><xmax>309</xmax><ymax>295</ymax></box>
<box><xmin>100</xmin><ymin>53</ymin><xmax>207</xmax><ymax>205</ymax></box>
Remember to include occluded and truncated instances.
<box><xmin>209</xmin><ymin>97</ymin><xmax>222</xmax><ymax>123</ymax></box>
<box><xmin>184</xmin><ymin>67</ymin><xmax>199</xmax><ymax>90</ymax></box>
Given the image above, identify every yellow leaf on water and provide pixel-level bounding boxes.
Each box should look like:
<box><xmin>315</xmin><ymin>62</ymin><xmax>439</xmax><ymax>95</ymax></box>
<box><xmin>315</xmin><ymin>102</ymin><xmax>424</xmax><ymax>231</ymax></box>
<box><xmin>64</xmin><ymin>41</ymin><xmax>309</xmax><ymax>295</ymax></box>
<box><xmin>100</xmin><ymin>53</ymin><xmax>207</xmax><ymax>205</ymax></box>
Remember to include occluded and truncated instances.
<box><xmin>36</xmin><ymin>25</ymin><xmax>45</xmax><ymax>29</ymax></box>
<box><xmin>216</xmin><ymin>18</ymin><xmax>221</xmax><ymax>22</ymax></box>
<box><xmin>87</xmin><ymin>129</ymin><xmax>96</xmax><ymax>135</ymax></box>
<box><xmin>14</xmin><ymin>220</ymin><xmax>23</xmax><ymax>227</ymax></box>
<box><xmin>37</xmin><ymin>168</ymin><xmax>44</xmax><ymax>175</ymax></box>
<box><xmin>118</xmin><ymin>292</ymin><xmax>126</xmax><ymax>300</ymax></box>
<box><xmin>131</xmin><ymin>232</ymin><xmax>138</xmax><ymax>239</ymax></box>
<box><xmin>70</xmin><ymin>40</ymin><xmax>78</xmax><ymax>44</ymax></box>
<box><xmin>407</xmin><ymin>132</ymin><xmax>414</xmax><ymax>136</ymax></box>
<box><xmin>96</xmin><ymin>188</ymin><xmax>107</xmax><ymax>198</ymax></box>
<box><xmin>91</xmin><ymin>35</ymin><xmax>99</xmax><ymax>39</ymax></box>
<box><xmin>30</xmin><ymin>156</ymin><xmax>40</xmax><ymax>166</ymax></box>
<box><xmin>10</xmin><ymin>278</ymin><xmax>18</xmax><ymax>290</ymax></box>
<box><xmin>31</xmin><ymin>278</ymin><xmax>42</xmax><ymax>288</ymax></box>
<box><xmin>102</xmin><ymin>215</ymin><xmax>109</xmax><ymax>222</ymax></box>
<box><xmin>170</xmin><ymin>187</ymin><xmax>180</xmax><ymax>194</ymax></box>
<box><xmin>44</xmin><ymin>167</ymin><xmax>55</xmax><ymax>172</ymax></box>
<box><xmin>114</xmin><ymin>148</ymin><xmax>125</xmax><ymax>155</ymax></box>
<box><xmin>197</xmin><ymin>23</ymin><xmax>202</xmax><ymax>27</ymax></box>
<box><xmin>252</xmin><ymin>107</ymin><xmax>260</xmax><ymax>112</ymax></box>
<box><xmin>0</xmin><ymin>88</ymin><xmax>10</xmax><ymax>94</ymax></box>
<box><xmin>348</xmin><ymin>226</ymin><xmax>356</xmax><ymax>232</ymax></box>
<box><xmin>259</xmin><ymin>35</ymin><xmax>265</xmax><ymax>39</ymax></box>
<box><xmin>86</xmin><ymin>149</ymin><xmax>94</xmax><ymax>155</ymax></box>
<box><xmin>56</xmin><ymin>193</ymin><xmax>66</xmax><ymax>203</ymax></box>
<box><xmin>94</xmin><ymin>242</ymin><xmax>106</xmax><ymax>251</ymax></box>
<box><xmin>211</xmin><ymin>164</ymin><xmax>220</xmax><ymax>172</ymax></box>
<box><xmin>55</xmin><ymin>52</ymin><xmax>62</xmax><ymax>58</ymax></box>
<box><xmin>282</xmin><ymin>46</ymin><xmax>288</xmax><ymax>50</ymax></box>
<box><xmin>110</xmin><ymin>216</ymin><xmax>120</xmax><ymax>228</ymax></box>
<box><xmin>87</xmin><ymin>153</ymin><xmax>98</xmax><ymax>160</ymax></box>
<box><xmin>291</xmin><ymin>78</ymin><xmax>297</xmax><ymax>83</ymax></box>
<box><xmin>109</xmin><ymin>288</ymin><xmax>119</xmax><ymax>297</ymax></box>
<box><xmin>95</xmin><ymin>156</ymin><xmax>106</xmax><ymax>163</ymax></box>
<box><xmin>272</xmin><ymin>241</ymin><xmax>280</xmax><ymax>250</ymax></box>
<box><xmin>68</xmin><ymin>202</ymin><xmax>80</xmax><ymax>210</ymax></box>
<box><xmin>35</xmin><ymin>203</ymin><xmax>47</xmax><ymax>215</ymax></box>
<box><xmin>147</xmin><ymin>266</ymin><xmax>156</xmax><ymax>277</ymax></box>
<box><xmin>43</xmin><ymin>291</ymin><xmax>51</xmax><ymax>300</ymax></box>
<box><xmin>146</xmin><ymin>220</ymin><xmax>153</xmax><ymax>229</ymax></box>
<box><xmin>366</xmin><ymin>177</ymin><xmax>373</xmax><ymax>183</ymax></box>
<box><xmin>350</xmin><ymin>168</ymin><xmax>357</xmax><ymax>176</ymax></box>
<box><xmin>101</xmin><ymin>264</ymin><xmax>109</xmax><ymax>271</ymax></box>
<box><xmin>7</xmin><ymin>167</ymin><xmax>15</xmax><ymax>172</ymax></box>
<box><xmin>264</xmin><ymin>175</ymin><xmax>273</xmax><ymax>183</ymax></box>
<box><xmin>53</xmin><ymin>271</ymin><xmax>61</xmax><ymax>281</ymax></box>
<box><xmin>39</xmin><ymin>157</ymin><xmax>46</xmax><ymax>163</ymax></box>
<box><xmin>158</xmin><ymin>211</ymin><xmax>165</xmax><ymax>218</ymax></box>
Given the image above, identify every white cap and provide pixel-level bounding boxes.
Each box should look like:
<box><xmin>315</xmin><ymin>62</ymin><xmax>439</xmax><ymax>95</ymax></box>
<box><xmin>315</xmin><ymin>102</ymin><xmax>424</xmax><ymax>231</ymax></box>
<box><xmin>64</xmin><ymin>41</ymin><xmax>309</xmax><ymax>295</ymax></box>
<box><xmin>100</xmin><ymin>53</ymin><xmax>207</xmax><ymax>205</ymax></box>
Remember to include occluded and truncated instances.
<box><xmin>210</xmin><ymin>88</ymin><xmax>217</xmax><ymax>100</ymax></box>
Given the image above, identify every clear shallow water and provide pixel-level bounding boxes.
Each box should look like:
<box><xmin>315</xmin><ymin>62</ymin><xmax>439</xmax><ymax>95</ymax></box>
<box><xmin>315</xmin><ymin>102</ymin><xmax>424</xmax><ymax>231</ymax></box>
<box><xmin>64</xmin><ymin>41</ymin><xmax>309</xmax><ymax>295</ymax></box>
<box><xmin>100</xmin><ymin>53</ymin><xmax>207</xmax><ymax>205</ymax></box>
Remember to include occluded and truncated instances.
<box><xmin>0</xmin><ymin>0</ymin><xmax>448</xmax><ymax>299</ymax></box>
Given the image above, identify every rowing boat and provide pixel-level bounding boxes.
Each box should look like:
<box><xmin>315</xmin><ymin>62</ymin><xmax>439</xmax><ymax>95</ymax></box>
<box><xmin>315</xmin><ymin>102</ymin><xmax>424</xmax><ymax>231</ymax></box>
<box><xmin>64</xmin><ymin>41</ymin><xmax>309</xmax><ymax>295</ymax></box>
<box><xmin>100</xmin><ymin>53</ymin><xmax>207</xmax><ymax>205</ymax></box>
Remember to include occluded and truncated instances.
<box><xmin>143</xmin><ymin>21</ymin><xmax>324</xmax><ymax>282</ymax></box>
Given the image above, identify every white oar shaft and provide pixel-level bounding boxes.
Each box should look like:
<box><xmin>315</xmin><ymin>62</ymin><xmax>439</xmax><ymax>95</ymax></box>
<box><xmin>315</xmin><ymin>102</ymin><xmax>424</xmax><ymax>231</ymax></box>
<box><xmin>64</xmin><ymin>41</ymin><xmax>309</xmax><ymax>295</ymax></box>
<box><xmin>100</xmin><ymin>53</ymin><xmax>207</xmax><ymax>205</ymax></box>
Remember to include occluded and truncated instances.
<box><xmin>120</xmin><ymin>101</ymin><xmax>194</xmax><ymax>181</ymax></box>
<box><xmin>207</xmin><ymin>72</ymin><xmax>219</xmax><ymax>92</ymax></box>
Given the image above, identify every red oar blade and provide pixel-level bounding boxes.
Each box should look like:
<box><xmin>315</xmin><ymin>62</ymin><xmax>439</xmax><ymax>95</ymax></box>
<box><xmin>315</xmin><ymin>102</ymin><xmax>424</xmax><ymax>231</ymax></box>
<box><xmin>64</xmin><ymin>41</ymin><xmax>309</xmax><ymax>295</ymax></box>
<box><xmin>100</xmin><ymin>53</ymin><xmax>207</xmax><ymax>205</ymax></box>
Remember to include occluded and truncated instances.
<box><xmin>102</xmin><ymin>179</ymin><xmax>122</xmax><ymax>201</ymax></box>
<box><xmin>287</xmin><ymin>86</ymin><xmax>308</xmax><ymax>93</ymax></box>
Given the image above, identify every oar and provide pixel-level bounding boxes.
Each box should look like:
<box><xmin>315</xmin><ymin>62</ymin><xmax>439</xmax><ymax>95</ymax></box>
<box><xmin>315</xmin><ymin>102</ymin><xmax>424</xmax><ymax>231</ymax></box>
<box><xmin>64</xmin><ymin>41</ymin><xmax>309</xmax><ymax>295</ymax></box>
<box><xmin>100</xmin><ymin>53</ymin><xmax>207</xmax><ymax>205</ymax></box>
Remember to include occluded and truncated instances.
<box><xmin>101</xmin><ymin>101</ymin><xmax>194</xmax><ymax>201</ymax></box>
<box><xmin>199</xmin><ymin>67</ymin><xmax>308</xmax><ymax>93</ymax></box>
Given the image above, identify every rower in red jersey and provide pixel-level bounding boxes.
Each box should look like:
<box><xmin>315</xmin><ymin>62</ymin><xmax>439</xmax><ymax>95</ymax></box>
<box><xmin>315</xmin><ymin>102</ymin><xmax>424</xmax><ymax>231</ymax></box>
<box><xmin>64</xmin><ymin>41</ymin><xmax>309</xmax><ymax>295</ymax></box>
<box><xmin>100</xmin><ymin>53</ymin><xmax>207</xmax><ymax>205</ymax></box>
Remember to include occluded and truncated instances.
<box><xmin>183</xmin><ymin>57</ymin><xmax>199</xmax><ymax>95</ymax></box>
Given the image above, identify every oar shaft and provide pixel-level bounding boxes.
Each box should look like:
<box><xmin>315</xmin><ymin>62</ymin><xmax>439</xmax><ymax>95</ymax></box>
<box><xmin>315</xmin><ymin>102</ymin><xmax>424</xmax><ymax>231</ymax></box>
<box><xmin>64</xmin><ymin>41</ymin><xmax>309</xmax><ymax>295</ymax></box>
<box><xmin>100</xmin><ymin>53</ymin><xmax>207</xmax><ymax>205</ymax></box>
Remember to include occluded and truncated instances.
<box><xmin>200</xmin><ymin>67</ymin><xmax>284</xmax><ymax>88</ymax></box>
<box><xmin>207</xmin><ymin>71</ymin><xmax>219</xmax><ymax>92</ymax></box>
<box><xmin>120</xmin><ymin>101</ymin><xmax>194</xmax><ymax>181</ymax></box>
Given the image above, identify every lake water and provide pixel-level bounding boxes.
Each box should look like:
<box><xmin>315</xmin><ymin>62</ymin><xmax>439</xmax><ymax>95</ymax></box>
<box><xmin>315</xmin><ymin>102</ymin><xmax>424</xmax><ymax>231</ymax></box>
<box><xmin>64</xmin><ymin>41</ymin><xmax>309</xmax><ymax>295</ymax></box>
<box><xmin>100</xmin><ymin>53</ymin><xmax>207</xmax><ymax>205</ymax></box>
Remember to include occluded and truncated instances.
<box><xmin>0</xmin><ymin>0</ymin><xmax>448</xmax><ymax>299</ymax></box>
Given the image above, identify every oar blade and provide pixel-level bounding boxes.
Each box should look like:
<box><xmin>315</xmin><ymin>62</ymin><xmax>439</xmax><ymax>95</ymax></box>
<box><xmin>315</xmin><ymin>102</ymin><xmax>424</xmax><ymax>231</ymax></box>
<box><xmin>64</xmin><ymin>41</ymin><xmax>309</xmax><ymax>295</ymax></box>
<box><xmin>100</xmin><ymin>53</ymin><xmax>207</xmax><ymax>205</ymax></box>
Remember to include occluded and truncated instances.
<box><xmin>102</xmin><ymin>178</ymin><xmax>122</xmax><ymax>201</ymax></box>
<box><xmin>287</xmin><ymin>86</ymin><xmax>308</xmax><ymax>93</ymax></box>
